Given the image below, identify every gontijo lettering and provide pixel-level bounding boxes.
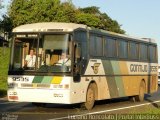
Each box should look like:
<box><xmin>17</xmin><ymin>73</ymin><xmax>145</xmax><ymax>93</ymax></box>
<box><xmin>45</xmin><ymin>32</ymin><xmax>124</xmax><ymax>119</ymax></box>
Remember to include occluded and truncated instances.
<box><xmin>130</xmin><ymin>64</ymin><xmax>157</xmax><ymax>72</ymax></box>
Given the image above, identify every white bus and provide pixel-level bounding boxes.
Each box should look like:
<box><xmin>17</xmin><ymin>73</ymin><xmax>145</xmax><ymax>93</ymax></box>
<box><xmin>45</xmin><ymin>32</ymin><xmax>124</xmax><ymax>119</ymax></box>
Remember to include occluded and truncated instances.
<box><xmin>8</xmin><ymin>22</ymin><xmax>158</xmax><ymax>110</ymax></box>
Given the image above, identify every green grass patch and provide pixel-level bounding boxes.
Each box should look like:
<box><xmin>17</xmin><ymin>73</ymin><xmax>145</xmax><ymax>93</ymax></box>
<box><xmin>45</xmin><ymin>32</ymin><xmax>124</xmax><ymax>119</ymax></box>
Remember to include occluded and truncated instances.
<box><xmin>0</xmin><ymin>78</ymin><xmax>8</xmax><ymax>97</ymax></box>
<box><xmin>0</xmin><ymin>47</ymin><xmax>10</xmax><ymax>97</ymax></box>
<box><xmin>124</xmin><ymin>106</ymin><xmax>160</xmax><ymax>120</ymax></box>
<box><xmin>141</xmin><ymin>108</ymin><xmax>160</xmax><ymax>114</ymax></box>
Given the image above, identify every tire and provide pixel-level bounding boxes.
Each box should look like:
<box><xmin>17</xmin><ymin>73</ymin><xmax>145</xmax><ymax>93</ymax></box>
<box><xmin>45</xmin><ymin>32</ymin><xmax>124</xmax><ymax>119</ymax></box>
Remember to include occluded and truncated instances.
<box><xmin>135</xmin><ymin>81</ymin><xmax>145</xmax><ymax>102</ymax></box>
<box><xmin>81</xmin><ymin>83</ymin><xmax>96</xmax><ymax>110</ymax></box>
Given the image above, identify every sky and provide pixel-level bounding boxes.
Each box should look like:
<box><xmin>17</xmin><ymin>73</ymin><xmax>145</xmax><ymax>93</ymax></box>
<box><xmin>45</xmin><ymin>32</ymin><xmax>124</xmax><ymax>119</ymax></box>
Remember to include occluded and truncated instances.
<box><xmin>1</xmin><ymin>0</ymin><xmax>160</xmax><ymax>62</ymax></box>
<box><xmin>71</xmin><ymin>0</ymin><xmax>160</xmax><ymax>62</ymax></box>
<box><xmin>71</xmin><ymin>0</ymin><xmax>160</xmax><ymax>40</ymax></box>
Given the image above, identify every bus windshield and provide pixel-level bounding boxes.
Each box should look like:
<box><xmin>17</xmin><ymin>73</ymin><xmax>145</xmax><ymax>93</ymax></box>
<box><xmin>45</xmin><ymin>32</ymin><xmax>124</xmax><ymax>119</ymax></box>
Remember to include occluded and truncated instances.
<box><xmin>12</xmin><ymin>34</ymin><xmax>71</xmax><ymax>73</ymax></box>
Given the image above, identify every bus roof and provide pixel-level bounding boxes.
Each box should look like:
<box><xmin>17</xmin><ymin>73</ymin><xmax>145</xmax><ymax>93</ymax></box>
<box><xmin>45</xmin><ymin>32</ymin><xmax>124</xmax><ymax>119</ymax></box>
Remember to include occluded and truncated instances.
<box><xmin>13</xmin><ymin>22</ymin><xmax>156</xmax><ymax>44</ymax></box>
<box><xmin>13</xmin><ymin>22</ymin><xmax>87</xmax><ymax>33</ymax></box>
<box><xmin>94</xmin><ymin>29</ymin><xmax>156</xmax><ymax>44</ymax></box>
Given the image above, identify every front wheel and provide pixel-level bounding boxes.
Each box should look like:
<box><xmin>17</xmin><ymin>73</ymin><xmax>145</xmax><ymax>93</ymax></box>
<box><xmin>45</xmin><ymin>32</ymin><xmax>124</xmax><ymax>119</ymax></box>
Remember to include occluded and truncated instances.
<box><xmin>81</xmin><ymin>83</ymin><xmax>96</xmax><ymax>110</ymax></box>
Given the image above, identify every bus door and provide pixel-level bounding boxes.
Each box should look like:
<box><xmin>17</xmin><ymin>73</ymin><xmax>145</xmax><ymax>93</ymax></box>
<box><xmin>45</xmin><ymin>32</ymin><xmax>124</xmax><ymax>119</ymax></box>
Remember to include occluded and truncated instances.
<box><xmin>73</xmin><ymin>42</ymin><xmax>81</xmax><ymax>82</ymax></box>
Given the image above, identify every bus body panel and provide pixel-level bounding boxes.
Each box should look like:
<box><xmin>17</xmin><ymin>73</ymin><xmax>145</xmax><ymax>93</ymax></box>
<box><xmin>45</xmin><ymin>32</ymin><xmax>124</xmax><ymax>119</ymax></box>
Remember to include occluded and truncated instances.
<box><xmin>84</xmin><ymin>59</ymin><xmax>158</xmax><ymax>99</ymax></box>
<box><xmin>8</xmin><ymin>59</ymin><xmax>158</xmax><ymax>104</ymax></box>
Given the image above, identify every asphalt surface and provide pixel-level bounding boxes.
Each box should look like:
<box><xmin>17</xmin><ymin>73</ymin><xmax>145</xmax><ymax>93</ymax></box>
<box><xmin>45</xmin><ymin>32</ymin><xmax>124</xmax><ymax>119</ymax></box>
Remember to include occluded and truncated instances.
<box><xmin>0</xmin><ymin>86</ymin><xmax>160</xmax><ymax>120</ymax></box>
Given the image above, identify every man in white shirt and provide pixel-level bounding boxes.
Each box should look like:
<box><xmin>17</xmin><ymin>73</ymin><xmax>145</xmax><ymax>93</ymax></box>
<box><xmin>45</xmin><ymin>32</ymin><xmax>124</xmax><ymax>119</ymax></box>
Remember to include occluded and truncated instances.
<box><xmin>57</xmin><ymin>52</ymin><xmax>71</xmax><ymax>66</ymax></box>
<box><xmin>24</xmin><ymin>49</ymin><xmax>36</xmax><ymax>68</ymax></box>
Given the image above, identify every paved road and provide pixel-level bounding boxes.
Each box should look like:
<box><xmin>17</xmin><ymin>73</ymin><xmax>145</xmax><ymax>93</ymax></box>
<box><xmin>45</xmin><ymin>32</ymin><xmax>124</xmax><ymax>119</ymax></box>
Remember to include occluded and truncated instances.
<box><xmin>0</xmin><ymin>86</ymin><xmax>160</xmax><ymax>120</ymax></box>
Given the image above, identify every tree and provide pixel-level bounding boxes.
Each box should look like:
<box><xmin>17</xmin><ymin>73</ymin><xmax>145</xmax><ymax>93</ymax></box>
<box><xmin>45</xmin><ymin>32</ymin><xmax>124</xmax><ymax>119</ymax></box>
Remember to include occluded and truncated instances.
<box><xmin>0</xmin><ymin>0</ymin><xmax>4</xmax><ymax>9</ymax></box>
<box><xmin>0</xmin><ymin>0</ymin><xmax>13</xmax><ymax>39</ymax></box>
<box><xmin>0</xmin><ymin>0</ymin><xmax>4</xmax><ymax>19</ymax></box>
<box><xmin>76</xmin><ymin>12</ymin><xmax>101</xmax><ymax>27</ymax></box>
<box><xmin>79</xmin><ymin>6</ymin><xmax>100</xmax><ymax>15</ymax></box>
<box><xmin>9</xmin><ymin>0</ymin><xmax>76</xmax><ymax>26</ymax></box>
<box><xmin>9</xmin><ymin>0</ymin><xmax>75</xmax><ymax>27</ymax></box>
<box><xmin>0</xmin><ymin>15</ymin><xmax>13</xmax><ymax>38</ymax></box>
<box><xmin>79</xmin><ymin>6</ymin><xmax>125</xmax><ymax>34</ymax></box>
<box><xmin>8</xmin><ymin>0</ymin><xmax>125</xmax><ymax>34</ymax></box>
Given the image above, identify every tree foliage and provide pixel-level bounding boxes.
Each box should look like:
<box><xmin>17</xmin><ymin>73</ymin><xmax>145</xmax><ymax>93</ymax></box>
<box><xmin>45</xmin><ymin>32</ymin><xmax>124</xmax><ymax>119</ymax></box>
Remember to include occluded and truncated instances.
<box><xmin>9</xmin><ymin>0</ymin><xmax>74</xmax><ymax>26</ymax></box>
<box><xmin>0</xmin><ymin>0</ymin><xmax>4</xmax><ymax>9</ymax></box>
<box><xmin>8</xmin><ymin>0</ymin><xmax>125</xmax><ymax>34</ymax></box>
<box><xmin>79</xmin><ymin>6</ymin><xmax>125</xmax><ymax>33</ymax></box>
<box><xmin>0</xmin><ymin>15</ymin><xmax>13</xmax><ymax>37</ymax></box>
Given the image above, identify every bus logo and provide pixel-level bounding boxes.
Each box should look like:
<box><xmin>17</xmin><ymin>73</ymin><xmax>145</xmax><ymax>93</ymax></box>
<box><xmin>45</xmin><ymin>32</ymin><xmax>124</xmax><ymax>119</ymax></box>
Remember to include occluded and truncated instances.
<box><xmin>91</xmin><ymin>63</ymin><xmax>101</xmax><ymax>74</ymax></box>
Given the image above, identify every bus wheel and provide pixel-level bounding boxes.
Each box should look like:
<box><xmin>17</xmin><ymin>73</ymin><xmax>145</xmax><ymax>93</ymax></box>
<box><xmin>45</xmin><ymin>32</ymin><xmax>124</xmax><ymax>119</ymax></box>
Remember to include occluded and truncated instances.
<box><xmin>135</xmin><ymin>81</ymin><xmax>145</xmax><ymax>102</ymax></box>
<box><xmin>81</xmin><ymin>83</ymin><xmax>96</xmax><ymax>110</ymax></box>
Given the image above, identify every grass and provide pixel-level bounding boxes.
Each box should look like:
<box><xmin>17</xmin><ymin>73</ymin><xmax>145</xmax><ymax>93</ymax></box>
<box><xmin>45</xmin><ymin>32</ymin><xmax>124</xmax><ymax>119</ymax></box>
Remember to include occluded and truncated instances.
<box><xmin>112</xmin><ymin>105</ymin><xmax>160</xmax><ymax>120</ymax></box>
<box><xmin>134</xmin><ymin>106</ymin><xmax>160</xmax><ymax>114</ymax></box>
<box><xmin>147</xmin><ymin>109</ymin><xmax>160</xmax><ymax>114</ymax></box>
<box><xmin>141</xmin><ymin>107</ymin><xmax>160</xmax><ymax>114</ymax></box>
<box><xmin>0</xmin><ymin>47</ymin><xmax>10</xmax><ymax>97</ymax></box>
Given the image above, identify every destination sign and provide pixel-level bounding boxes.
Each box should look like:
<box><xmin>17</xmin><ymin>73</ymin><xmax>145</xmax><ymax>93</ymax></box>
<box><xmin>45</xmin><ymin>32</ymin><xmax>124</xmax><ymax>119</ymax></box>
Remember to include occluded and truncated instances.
<box><xmin>16</xmin><ymin>34</ymin><xmax>38</xmax><ymax>38</ymax></box>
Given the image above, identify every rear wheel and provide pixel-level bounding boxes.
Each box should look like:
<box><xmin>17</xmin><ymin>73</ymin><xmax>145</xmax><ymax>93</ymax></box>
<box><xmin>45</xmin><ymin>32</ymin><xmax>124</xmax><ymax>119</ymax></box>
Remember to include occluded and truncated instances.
<box><xmin>81</xmin><ymin>83</ymin><xmax>96</xmax><ymax>110</ymax></box>
<box><xmin>135</xmin><ymin>81</ymin><xmax>145</xmax><ymax>102</ymax></box>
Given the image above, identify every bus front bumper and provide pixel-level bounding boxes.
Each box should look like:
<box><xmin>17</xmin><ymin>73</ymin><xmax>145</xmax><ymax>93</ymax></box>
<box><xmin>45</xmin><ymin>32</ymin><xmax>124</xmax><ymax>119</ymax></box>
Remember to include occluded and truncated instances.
<box><xmin>8</xmin><ymin>88</ymin><xmax>72</xmax><ymax>104</ymax></box>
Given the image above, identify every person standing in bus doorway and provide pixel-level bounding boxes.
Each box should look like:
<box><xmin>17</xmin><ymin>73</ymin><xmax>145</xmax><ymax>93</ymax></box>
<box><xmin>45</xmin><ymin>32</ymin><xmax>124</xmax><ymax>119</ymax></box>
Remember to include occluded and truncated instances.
<box><xmin>57</xmin><ymin>52</ymin><xmax>71</xmax><ymax>66</ymax></box>
<box><xmin>24</xmin><ymin>49</ymin><xmax>36</xmax><ymax>68</ymax></box>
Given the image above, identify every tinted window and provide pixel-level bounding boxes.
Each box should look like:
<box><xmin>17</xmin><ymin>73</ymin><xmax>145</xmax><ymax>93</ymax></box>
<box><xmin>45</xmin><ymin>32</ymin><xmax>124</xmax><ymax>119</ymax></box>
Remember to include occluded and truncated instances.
<box><xmin>105</xmin><ymin>37</ymin><xmax>117</xmax><ymax>57</ymax></box>
<box><xmin>140</xmin><ymin>44</ymin><xmax>148</xmax><ymax>61</ymax></box>
<box><xmin>95</xmin><ymin>36</ymin><xmax>103</xmax><ymax>56</ymax></box>
<box><xmin>149</xmin><ymin>45</ymin><xmax>156</xmax><ymax>62</ymax></box>
<box><xmin>129</xmin><ymin>42</ymin><xmax>139</xmax><ymax>59</ymax></box>
<box><xmin>118</xmin><ymin>40</ymin><xmax>128</xmax><ymax>58</ymax></box>
<box><xmin>74</xmin><ymin>31</ymin><xmax>87</xmax><ymax>59</ymax></box>
<box><xmin>89</xmin><ymin>34</ymin><xmax>103</xmax><ymax>56</ymax></box>
<box><xmin>89</xmin><ymin>35</ymin><xmax>96</xmax><ymax>56</ymax></box>
<box><xmin>74</xmin><ymin>31</ymin><xmax>87</xmax><ymax>42</ymax></box>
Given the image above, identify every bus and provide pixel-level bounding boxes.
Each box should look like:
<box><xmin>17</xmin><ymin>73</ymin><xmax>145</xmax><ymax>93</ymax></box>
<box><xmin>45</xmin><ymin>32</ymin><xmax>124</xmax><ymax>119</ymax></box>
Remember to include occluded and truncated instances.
<box><xmin>8</xmin><ymin>22</ymin><xmax>158</xmax><ymax>110</ymax></box>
